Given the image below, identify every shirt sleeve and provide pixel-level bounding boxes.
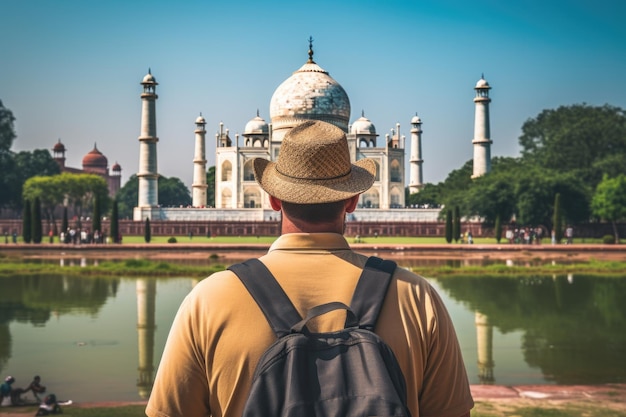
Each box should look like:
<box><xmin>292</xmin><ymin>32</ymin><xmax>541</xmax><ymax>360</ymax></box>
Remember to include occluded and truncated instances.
<box><xmin>418</xmin><ymin>287</ymin><xmax>474</xmax><ymax>417</ymax></box>
<box><xmin>146</xmin><ymin>293</ymin><xmax>211</xmax><ymax>417</ymax></box>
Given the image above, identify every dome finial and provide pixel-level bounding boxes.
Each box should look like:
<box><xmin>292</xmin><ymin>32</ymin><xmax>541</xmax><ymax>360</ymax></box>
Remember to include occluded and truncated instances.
<box><xmin>307</xmin><ymin>36</ymin><xmax>315</xmax><ymax>63</ymax></box>
<box><xmin>256</xmin><ymin>108</ymin><xmax>260</xmax><ymax>117</ymax></box>
<box><xmin>361</xmin><ymin>109</ymin><xmax>365</xmax><ymax>117</ymax></box>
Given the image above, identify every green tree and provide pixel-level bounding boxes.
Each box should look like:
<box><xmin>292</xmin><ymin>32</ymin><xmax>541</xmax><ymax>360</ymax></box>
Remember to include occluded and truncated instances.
<box><xmin>92</xmin><ymin>194</ymin><xmax>102</xmax><ymax>234</ymax></box>
<box><xmin>0</xmin><ymin>148</ymin><xmax>60</xmax><ymax>211</ymax></box>
<box><xmin>453</xmin><ymin>205</ymin><xmax>461</xmax><ymax>243</ymax></box>
<box><xmin>116</xmin><ymin>174</ymin><xmax>191</xmax><ymax>218</ymax></box>
<box><xmin>116</xmin><ymin>174</ymin><xmax>139</xmax><ymax>219</ymax></box>
<box><xmin>206</xmin><ymin>166</ymin><xmax>216</xmax><ymax>207</ymax></box>
<box><xmin>14</xmin><ymin>149</ymin><xmax>61</xmax><ymax>178</ymax></box>
<box><xmin>465</xmin><ymin>158</ymin><xmax>519</xmax><ymax>225</ymax></box>
<box><xmin>438</xmin><ymin>161</ymin><xmax>473</xmax><ymax>216</ymax></box>
<box><xmin>22</xmin><ymin>175</ymin><xmax>65</xmax><ymax>224</ymax></box>
<box><xmin>23</xmin><ymin>173</ymin><xmax>110</xmax><ymax>222</ymax></box>
<box><xmin>515</xmin><ymin>167</ymin><xmax>590</xmax><ymax>229</ymax></box>
<box><xmin>445</xmin><ymin>209</ymin><xmax>452</xmax><ymax>243</ymax></box>
<box><xmin>519</xmin><ymin>104</ymin><xmax>626</xmax><ymax>190</ymax></box>
<box><xmin>110</xmin><ymin>199</ymin><xmax>120</xmax><ymax>244</ymax></box>
<box><xmin>0</xmin><ymin>100</ymin><xmax>17</xmax><ymax>209</ymax></box>
<box><xmin>61</xmin><ymin>206</ymin><xmax>68</xmax><ymax>235</ymax></box>
<box><xmin>32</xmin><ymin>197</ymin><xmax>42</xmax><ymax>244</ymax></box>
<box><xmin>494</xmin><ymin>214</ymin><xmax>502</xmax><ymax>243</ymax></box>
<box><xmin>553</xmin><ymin>193</ymin><xmax>563</xmax><ymax>243</ymax></box>
<box><xmin>22</xmin><ymin>199</ymin><xmax>31</xmax><ymax>243</ymax></box>
<box><xmin>160</xmin><ymin>176</ymin><xmax>191</xmax><ymax>207</ymax></box>
<box><xmin>406</xmin><ymin>183</ymin><xmax>441</xmax><ymax>208</ymax></box>
<box><xmin>0</xmin><ymin>100</ymin><xmax>16</xmax><ymax>153</ymax></box>
<box><xmin>591</xmin><ymin>174</ymin><xmax>626</xmax><ymax>243</ymax></box>
<box><xmin>144</xmin><ymin>217</ymin><xmax>151</xmax><ymax>243</ymax></box>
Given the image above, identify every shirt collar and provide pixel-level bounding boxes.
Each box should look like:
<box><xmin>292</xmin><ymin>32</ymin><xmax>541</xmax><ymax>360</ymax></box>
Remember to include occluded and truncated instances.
<box><xmin>268</xmin><ymin>233</ymin><xmax>351</xmax><ymax>253</ymax></box>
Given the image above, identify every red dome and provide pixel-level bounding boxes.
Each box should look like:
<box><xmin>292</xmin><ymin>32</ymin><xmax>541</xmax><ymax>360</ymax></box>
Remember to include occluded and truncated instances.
<box><xmin>53</xmin><ymin>139</ymin><xmax>66</xmax><ymax>152</ymax></box>
<box><xmin>82</xmin><ymin>144</ymin><xmax>108</xmax><ymax>170</ymax></box>
<box><xmin>112</xmin><ymin>161</ymin><xmax>121</xmax><ymax>171</ymax></box>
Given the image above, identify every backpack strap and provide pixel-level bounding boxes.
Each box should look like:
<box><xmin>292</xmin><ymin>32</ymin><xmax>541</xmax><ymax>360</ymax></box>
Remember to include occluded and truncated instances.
<box><xmin>229</xmin><ymin>256</ymin><xmax>397</xmax><ymax>336</ymax></box>
<box><xmin>228</xmin><ymin>259</ymin><xmax>302</xmax><ymax>338</ymax></box>
<box><xmin>350</xmin><ymin>256</ymin><xmax>397</xmax><ymax>331</ymax></box>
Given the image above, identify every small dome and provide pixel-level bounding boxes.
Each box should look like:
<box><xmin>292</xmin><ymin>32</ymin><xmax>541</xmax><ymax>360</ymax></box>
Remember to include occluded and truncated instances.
<box><xmin>350</xmin><ymin>115</ymin><xmax>376</xmax><ymax>135</ymax></box>
<box><xmin>475</xmin><ymin>77</ymin><xmax>490</xmax><ymax>89</ymax></box>
<box><xmin>195</xmin><ymin>115</ymin><xmax>206</xmax><ymax>124</ymax></box>
<box><xmin>142</xmin><ymin>69</ymin><xmax>158</xmax><ymax>85</ymax></box>
<box><xmin>411</xmin><ymin>115</ymin><xmax>422</xmax><ymax>124</ymax></box>
<box><xmin>244</xmin><ymin>115</ymin><xmax>269</xmax><ymax>134</ymax></box>
<box><xmin>112</xmin><ymin>161</ymin><xmax>122</xmax><ymax>171</ymax></box>
<box><xmin>82</xmin><ymin>144</ymin><xmax>108</xmax><ymax>169</ymax></box>
<box><xmin>53</xmin><ymin>139</ymin><xmax>66</xmax><ymax>152</ymax></box>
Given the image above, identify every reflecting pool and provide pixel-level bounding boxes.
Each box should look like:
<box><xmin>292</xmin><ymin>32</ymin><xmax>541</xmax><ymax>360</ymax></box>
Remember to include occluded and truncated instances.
<box><xmin>1</xmin><ymin>272</ymin><xmax>625</xmax><ymax>403</ymax></box>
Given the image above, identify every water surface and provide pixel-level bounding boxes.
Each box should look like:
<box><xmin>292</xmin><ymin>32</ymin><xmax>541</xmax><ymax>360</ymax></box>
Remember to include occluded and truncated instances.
<box><xmin>1</xmin><ymin>270</ymin><xmax>624</xmax><ymax>403</ymax></box>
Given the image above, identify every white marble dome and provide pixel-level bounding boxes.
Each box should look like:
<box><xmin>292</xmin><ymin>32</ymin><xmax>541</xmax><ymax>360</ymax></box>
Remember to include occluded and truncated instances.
<box><xmin>142</xmin><ymin>71</ymin><xmax>157</xmax><ymax>84</ymax></box>
<box><xmin>475</xmin><ymin>77</ymin><xmax>490</xmax><ymax>89</ymax></box>
<box><xmin>350</xmin><ymin>115</ymin><xmax>376</xmax><ymax>135</ymax></box>
<box><xmin>411</xmin><ymin>115</ymin><xmax>422</xmax><ymax>124</ymax></box>
<box><xmin>244</xmin><ymin>115</ymin><xmax>269</xmax><ymax>134</ymax></box>
<box><xmin>269</xmin><ymin>59</ymin><xmax>351</xmax><ymax>135</ymax></box>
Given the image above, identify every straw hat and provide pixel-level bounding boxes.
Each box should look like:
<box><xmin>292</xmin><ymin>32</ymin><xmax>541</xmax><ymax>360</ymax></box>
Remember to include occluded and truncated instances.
<box><xmin>253</xmin><ymin>120</ymin><xmax>376</xmax><ymax>204</ymax></box>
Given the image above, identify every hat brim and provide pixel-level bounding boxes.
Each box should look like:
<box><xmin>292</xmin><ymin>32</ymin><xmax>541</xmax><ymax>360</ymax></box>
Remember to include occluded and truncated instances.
<box><xmin>253</xmin><ymin>157</ymin><xmax>376</xmax><ymax>204</ymax></box>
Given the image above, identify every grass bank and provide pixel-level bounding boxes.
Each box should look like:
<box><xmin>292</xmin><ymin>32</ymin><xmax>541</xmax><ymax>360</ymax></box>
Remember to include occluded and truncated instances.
<box><xmin>1</xmin><ymin>254</ymin><xmax>625</xmax><ymax>278</ymax></box>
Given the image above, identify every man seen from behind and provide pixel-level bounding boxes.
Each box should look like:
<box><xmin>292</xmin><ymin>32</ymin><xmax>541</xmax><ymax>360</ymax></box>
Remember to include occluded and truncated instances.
<box><xmin>146</xmin><ymin>120</ymin><xmax>474</xmax><ymax>417</ymax></box>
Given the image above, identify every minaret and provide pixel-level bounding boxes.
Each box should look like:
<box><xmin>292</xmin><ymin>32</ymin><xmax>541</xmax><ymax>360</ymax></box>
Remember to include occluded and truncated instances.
<box><xmin>52</xmin><ymin>139</ymin><xmax>67</xmax><ymax>170</ymax></box>
<box><xmin>192</xmin><ymin>114</ymin><xmax>208</xmax><ymax>207</ymax></box>
<box><xmin>472</xmin><ymin>74</ymin><xmax>492</xmax><ymax>178</ymax></box>
<box><xmin>136</xmin><ymin>278</ymin><xmax>157</xmax><ymax>399</ymax></box>
<box><xmin>409</xmin><ymin>114</ymin><xmax>424</xmax><ymax>193</ymax></box>
<box><xmin>475</xmin><ymin>311</ymin><xmax>495</xmax><ymax>383</ymax></box>
<box><xmin>137</xmin><ymin>69</ymin><xmax>159</xmax><ymax>212</ymax></box>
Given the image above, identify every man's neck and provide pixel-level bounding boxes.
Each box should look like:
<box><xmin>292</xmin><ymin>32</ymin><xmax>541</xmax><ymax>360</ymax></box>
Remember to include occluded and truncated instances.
<box><xmin>280</xmin><ymin>218</ymin><xmax>343</xmax><ymax>234</ymax></box>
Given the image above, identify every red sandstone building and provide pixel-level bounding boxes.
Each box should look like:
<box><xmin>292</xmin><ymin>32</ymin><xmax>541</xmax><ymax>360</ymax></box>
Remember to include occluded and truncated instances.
<box><xmin>52</xmin><ymin>139</ymin><xmax>122</xmax><ymax>197</ymax></box>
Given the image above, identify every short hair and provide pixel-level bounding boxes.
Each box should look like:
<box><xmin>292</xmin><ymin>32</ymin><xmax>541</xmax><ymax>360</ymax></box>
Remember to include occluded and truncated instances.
<box><xmin>281</xmin><ymin>200</ymin><xmax>346</xmax><ymax>224</ymax></box>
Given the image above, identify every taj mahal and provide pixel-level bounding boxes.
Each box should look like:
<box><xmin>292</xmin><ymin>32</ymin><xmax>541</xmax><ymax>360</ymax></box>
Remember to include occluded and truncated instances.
<box><xmin>133</xmin><ymin>40</ymin><xmax>492</xmax><ymax>222</ymax></box>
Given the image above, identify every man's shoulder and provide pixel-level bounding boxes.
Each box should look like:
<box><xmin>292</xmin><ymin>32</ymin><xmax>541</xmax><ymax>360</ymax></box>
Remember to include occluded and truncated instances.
<box><xmin>391</xmin><ymin>264</ymin><xmax>431</xmax><ymax>287</ymax></box>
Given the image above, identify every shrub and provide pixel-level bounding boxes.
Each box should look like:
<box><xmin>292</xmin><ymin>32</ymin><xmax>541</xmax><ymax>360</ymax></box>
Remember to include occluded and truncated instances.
<box><xmin>602</xmin><ymin>235</ymin><xmax>615</xmax><ymax>244</ymax></box>
<box><xmin>167</xmin><ymin>237</ymin><xmax>177</xmax><ymax>244</ymax></box>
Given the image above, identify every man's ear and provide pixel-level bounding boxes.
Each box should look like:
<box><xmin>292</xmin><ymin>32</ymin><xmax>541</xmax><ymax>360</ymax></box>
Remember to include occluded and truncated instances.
<box><xmin>269</xmin><ymin>195</ymin><xmax>282</xmax><ymax>211</ymax></box>
<box><xmin>345</xmin><ymin>195</ymin><xmax>359</xmax><ymax>213</ymax></box>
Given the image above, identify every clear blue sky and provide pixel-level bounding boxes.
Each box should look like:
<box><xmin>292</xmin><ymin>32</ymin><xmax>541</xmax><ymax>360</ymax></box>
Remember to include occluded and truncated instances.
<box><xmin>2</xmin><ymin>0</ymin><xmax>625</xmax><ymax>188</ymax></box>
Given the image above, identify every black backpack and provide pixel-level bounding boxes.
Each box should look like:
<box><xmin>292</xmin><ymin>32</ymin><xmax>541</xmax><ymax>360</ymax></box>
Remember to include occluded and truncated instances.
<box><xmin>228</xmin><ymin>256</ymin><xmax>411</xmax><ymax>417</ymax></box>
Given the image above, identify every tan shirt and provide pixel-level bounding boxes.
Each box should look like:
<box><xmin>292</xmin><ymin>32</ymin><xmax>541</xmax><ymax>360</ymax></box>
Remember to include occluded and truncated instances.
<box><xmin>146</xmin><ymin>233</ymin><xmax>473</xmax><ymax>417</ymax></box>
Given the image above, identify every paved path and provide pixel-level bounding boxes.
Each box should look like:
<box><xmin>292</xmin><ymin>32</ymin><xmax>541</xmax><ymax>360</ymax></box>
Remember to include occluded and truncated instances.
<box><xmin>471</xmin><ymin>383</ymin><xmax>626</xmax><ymax>400</ymax></box>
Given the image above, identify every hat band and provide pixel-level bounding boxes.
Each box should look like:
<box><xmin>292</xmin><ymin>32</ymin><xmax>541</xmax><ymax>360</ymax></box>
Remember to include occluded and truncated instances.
<box><xmin>275</xmin><ymin>166</ymin><xmax>351</xmax><ymax>182</ymax></box>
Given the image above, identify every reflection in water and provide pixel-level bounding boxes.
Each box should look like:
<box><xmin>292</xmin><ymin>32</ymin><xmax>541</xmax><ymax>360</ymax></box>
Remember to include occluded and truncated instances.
<box><xmin>29</xmin><ymin>251</ymin><xmax>588</xmax><ymax>270</ymax></box>
<box><xmin>2</xmin><ymin>272</ymin><xmax>626</xmax><ymax>401</ymax></box>
<box><xmin>439</xmin><ymin>274</ymin><xmax>626</xmax><ymax>384</ymax></box>
<box><xmin>0</xmin><ymin>274</ymin><xmax>120</xmax><ymax>383</ymax></box>
<box><xmin>475</xmin><ymin>312</ymin><xmax>494</xmax><ymax>384</ymax></box>
<box><xmin>136</xmin><ymin>279</ymin><xmax>156</xmax><ymax>399</ymax></box>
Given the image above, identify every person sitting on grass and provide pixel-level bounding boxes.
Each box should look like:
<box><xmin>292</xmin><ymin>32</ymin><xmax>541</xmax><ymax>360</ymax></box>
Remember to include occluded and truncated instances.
<box><xmin>23</xmin><ymin>375</ymin><xmax>46</xmax><ymax>402</ymax></box>
<box><xmin>35</xmin><ymin>393</ymin><xmax>62</xmax><ymax>415</ymax></box>
<box><xmin>0</xmin><ymin>376</ymin><xmax>26</xmax><ymax>406</ymax></box>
